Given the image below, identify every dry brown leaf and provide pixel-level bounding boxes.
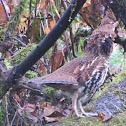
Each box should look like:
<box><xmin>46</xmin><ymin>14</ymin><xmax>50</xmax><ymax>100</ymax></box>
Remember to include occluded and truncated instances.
<box><xmin>83</xmin><ymin>0</ymin><xmax>91</xmax><ymax>8</ymax></box>
<box><xmin>98</xmin><ymin>112</ymin><xmax>112</xmax><ymax>121</ymax></box>
<box><xmin>14</xmin><ymin>94</ymin><xmax>20</xmax><ymax>102</ymax></box>
<box><xmin>45</xmin><ymin>111</ymin><xmax>65</xmax><ymax>122</ymax></box>
<box><xmin>80</xmin><ymin>0</ymin><xmax>103</xmax><ymax>27</ymax></box>
<box><xmin>44</xmin><ymin>106</ymin><xmax>57</xmax><ymax>116</ymax></box>
<box><xmin>50</xmin><ymin>21</ymin><xmax>55</xmax><ymax>29</ymax></box>
<box><xmin>0</xmin><ymin>1</ymin><xmax>8</xmax><ymax>26</ymax></box>
<box><xmin>98</xmin><ymin>112</ymin><xmax>105</xmax><ymax>119</ymax></box>
<box><xmin>80</xmin><ymin>7</ymin><xmax>93</xmax><ymax>26</ymax></box>
<box><xmin>17</xmin><ymin>104</ymin><xmax>38</xmax><ymax>123</ymax></box>
<box><xmin>37</xmin><ymin>60</ymin><xmax>47</xmax><ymax>75</ymax></box>
<box><xmin>46</xmin><ymin>27</ymin><xmax>51</xmax><ymax>34</ymax></box>
<box><xmin>19</xmin><ymin>11</ymin><xmax>29</xmax><ymax>31</ymax></box>
<box><xmin>50</xmin><ymin>45</ymin><xmax>66</xmax><ymax>72</ymax></box>
<box><xmin>44</xmin><ymin>105</ymin><xmax>61</xmax><ymax>116</ymax></box>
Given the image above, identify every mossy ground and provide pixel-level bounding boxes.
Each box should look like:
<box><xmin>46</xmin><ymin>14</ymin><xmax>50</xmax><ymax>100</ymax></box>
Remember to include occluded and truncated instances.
<box><xmin>45</xmin><ymin>111</ymin><xmax>126</xmax><ymax>126</ymax></box>
<box><xmin>60</xmin><ymin>111</ymin><xmax>126</xmax><ymax>126</ymax></box>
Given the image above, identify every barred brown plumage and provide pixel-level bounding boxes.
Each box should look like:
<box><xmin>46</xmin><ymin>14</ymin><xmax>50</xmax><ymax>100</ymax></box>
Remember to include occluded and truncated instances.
<box><xmin>28</xmin><ymin>8</ymin><xmax>118</xmax><ymax>117</ymax></box>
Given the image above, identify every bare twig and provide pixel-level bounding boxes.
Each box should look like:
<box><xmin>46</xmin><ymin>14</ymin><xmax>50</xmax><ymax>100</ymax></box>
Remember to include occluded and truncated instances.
<box><xmin>5</xmin><ymin>95</ymin><xmax>10</xmax><ymax>126</ymax></box>
<box><xmin>26</xmin><ymin>0</ymin><xmax>32</xmax><ymax>39</ymax></box>
<box><xmin>13</xmin><ymin>37</ymin><xmax>27</xmax><ymax>47</ymax></box>
<box><xmin>10</xmin><ymin>44</ymin><xmax>29</xmax><ymax>59</ymax></box>
<box><xmin>64</xmin><ymin>32</ymin><xmax>72</xmax><ymax>60</ymax></box>
<box><xmin>79</xmin><ymin>13</ymin><xmax>94</xmax><ymax>30</ymax></box>
<box><xmin>69</xmin><ymin>25</ymin><xmax>77</xmax><ymax>58</ymax></box>
<box><xmin>61</xmin><ymin>0</ymin><xmax>73</xmax><ymax>59</ymax></box>
<box><xmin>50</xmin><ymin>0</ymin><xmax>56</xmax><ymax>23</ymax></box>
<box><xmin>51</xmin><ymin>0</ymin><xmax>60</xmax><ymax>18</ymax></box>
<box><xmin>10</xmin><ymin>111</ymin><xmax>18</xmax><ymax>126</ymax></box>
<box><xmin>31</xmin><ymin>0</ymin><xmax>38</xmax><ymax>43</ymax></box>
<box><xmin>59</xmin><ymin>0</ymin><xmax>62</xmax><ymax>16</ymax></box>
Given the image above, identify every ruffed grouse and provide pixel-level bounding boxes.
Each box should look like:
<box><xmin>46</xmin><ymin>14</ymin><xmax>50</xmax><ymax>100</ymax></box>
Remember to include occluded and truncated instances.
<box><xmin>28</xmin><ymin>8</ymin><xmax>118</xmax><ymax>117</ymax></box>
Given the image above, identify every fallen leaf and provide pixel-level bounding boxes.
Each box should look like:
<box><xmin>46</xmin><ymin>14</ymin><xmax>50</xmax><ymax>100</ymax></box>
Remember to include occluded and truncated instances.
<box><xmin>37</xmin><ymin>60</ymin><xmax>47</xmax><ymax>75</ymax></box>
<box><xmin>50</xmin><ymin>45</ymin><xmax>66</xmax><ymax>72</ymax></box>
<box><xmin>45</xmin><ymin>111</ymin><xmax>65</xmax><ymax>122</ymax></box>
<box><xmin>44</xmin><ymin>106</ymin><xmax>60</xmax><ymax>116</ymax></box>
<box><xmin>98</xmin><ymin>112</ymin><xmax>105</xmax><ymax>119</ymax></box>
<box><xmin>98</xmin><ymin>112</ymin><xmax>112</xmax><ymax>121</ymax></box>
<box><xmin>0</xmin><ymin>1</ymin><xmax>8</xmax><ymax>26</ymax></box>
<box><xmin>50</xmin><ymin>21</ymin><xmax>55</xmax><ymax>29</ymax></box>
<box><xmin>46</xmin><ymin>27</ymin><xmax>51</xmax><ymax>34</ymax></box>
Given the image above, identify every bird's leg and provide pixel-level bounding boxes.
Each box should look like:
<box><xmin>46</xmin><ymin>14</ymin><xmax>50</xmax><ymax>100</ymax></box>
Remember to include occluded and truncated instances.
<box><xmin>72</xmin><ymin>91</ymin><xmax>84</xmax><ymax>117</ymax></box>
<box><xmin>78</xmin><ymin>99</ymin><xmax>90</xmax><ymax>117</ymax></box>
<box><xmin>78</xmin><ymin>98</ymin><xmax>98</xmax><ymax>117</ymax></box>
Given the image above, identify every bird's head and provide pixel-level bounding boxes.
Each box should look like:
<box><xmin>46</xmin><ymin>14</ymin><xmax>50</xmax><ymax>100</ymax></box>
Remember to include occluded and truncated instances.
<box><xmin>83</xmin><ymin>35</ymin><xmax>113</xmax><ymax>57</ymax></box>
<box><xmin>83</xmin><ymin>8</ymin><xmax>118</xmax><ymax>58</ymax></box>
<box><xmin>100</xmin><ymin>37</ymin><xmax>113</xmax><ymax>56</ymax></box>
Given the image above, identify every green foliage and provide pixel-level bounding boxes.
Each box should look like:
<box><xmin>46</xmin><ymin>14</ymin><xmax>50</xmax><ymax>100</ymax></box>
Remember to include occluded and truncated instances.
<box><xmin>0</xmin><ymin>105</ymin><xmax>5</xmax><ymax>123</ymax></box>
<box><xmin>0</xmin><ymin>27</ymin><xmax>7</xmax><ymax>36</ymax></box>
<box><xmin>4</xmin><ymin>59</ymin><xmax>13</xmax><ymax>69</ymax></box>
<box><xmin>11</xmin><ymin>43</ymin><xmax>37</xmax><ymax>65</ymax></box>
<box><xmin>25</xmin><ymin>70</ymin><xmax>38</xmax><ymax>78</ymax></box>
<box><xmin>44</xmin><ymin>86</ymin><xmax>55</xmax><ymax>95</ymax></box>
<box><xmin>76</xmin><ymin>52</ymin><xmax>82</xmax><ymax>57</ymax></box>
<box><xmin>44</xmin><ymin>85</ymin><xmax>56</xmax><ymax>101</ymax></box>
<box><xmin>109</xmin><ymin>48</ymin><xmax>124</xmax><ymax>64</ymax></box>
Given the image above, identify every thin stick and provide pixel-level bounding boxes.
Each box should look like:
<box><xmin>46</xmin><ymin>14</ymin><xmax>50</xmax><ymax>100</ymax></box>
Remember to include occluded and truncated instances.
<box><xmin>51</xmin><ymin>0</ymin><xmax>60</xmax><ymax>18</ymax></box>
<box><xmin>13</xmin><ymin>37</ymin><xmax>27</xmax><ymax>47</ymax></box>
<box><xmin>10</xmin><ymin>111</ymin><xmax>18</xmax><ymax>126</ymax></box>
<box><xmin>69</xmin><ymin>25</ymin><xmax>77</xmax><ymax>58</ymax></box>
<box><xmin>79</xmin><ymin>13</ymin><xmax>94</xmax><ymax>30</ymax></box>
<box><xmin>26</xmin><ymin>0</ymin><xmax>32</xmax><ymax>39</ymax></box>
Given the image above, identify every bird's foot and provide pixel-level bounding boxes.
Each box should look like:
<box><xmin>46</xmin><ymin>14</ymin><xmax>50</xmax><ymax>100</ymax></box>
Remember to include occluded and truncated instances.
<box><xmin>81</xmin><ymin>112</ymin><xmax>98</xmax><ymax>117</ymax></box>
<box><xmin>69</xmin><ymin>110</ymin><xmax>86</xmax><ymax>117</ymax></box>
<box><xmin>77</xmin><ymin>113</ymin><xmax>85</xmax><ymax>117</ymax></box>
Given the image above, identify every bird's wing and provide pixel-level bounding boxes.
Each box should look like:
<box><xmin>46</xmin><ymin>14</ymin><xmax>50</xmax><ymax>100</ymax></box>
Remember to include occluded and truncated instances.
<box><xmin>27</xmin><ymin>56</ymin><xmax>85</xmax><ymax>91</ymax></box>
<box><xmin>73</xmin><ymin>56</ymin><xmax>109</xmax><ymax>92</ymax></box>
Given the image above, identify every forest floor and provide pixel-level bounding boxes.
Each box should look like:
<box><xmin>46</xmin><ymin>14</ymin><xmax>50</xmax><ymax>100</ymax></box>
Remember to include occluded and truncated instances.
<box><xmin>45</xmin><ymin>71</ymin><xmax>126</xmax><ymax>126</ymax></box>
